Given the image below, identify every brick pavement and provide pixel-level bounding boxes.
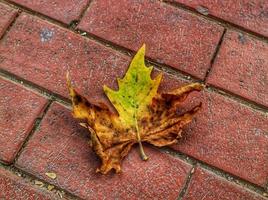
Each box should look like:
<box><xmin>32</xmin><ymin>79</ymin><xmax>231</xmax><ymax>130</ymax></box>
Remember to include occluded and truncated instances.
<box><xmin>0</xmin><ymin>0</ymin><xmax>267</xmax><ymax>199</ymax></box>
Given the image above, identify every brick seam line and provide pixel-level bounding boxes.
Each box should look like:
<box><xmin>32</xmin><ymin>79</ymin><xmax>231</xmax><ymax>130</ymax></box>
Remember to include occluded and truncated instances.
<box><xmin>207</xmin><ymin>86</ymin><xmax>268</xmax><ymax>113</ymax></box>
<box><xmin>148</xmin><ymin>59</ymin><xmax>199</xmax><ymax>83</ymax></box>
<box><xmin>0</xmin><ymin>69</ymin><xmax>72</xmax><ymax>107</ymax></box>
<box><xmin>177</xmin><ymin>165</ymin><xmax>196</xmax><ymax>200</ymax></box>
<box><xmin>204</xmin><ymin>28</ymin><xmax>227</xmax><ymax>82</ymax></box>
<box><xmin>0</xmin><ymin>1</ymin><xmax>267</xmax><ymax>198</ymax></box>
<box><xmin>160</xmin><ymin>147</ymin><xmax>268</xmax><ymax>198</ymax></box>
<box><xmin>163</xmin><ymin>0</ymin><xmax>268</xmax><ymax>43</ymax></box>
<box><xmin>0</xmin><ymin>2</ymin><xmax>18</xmax><ymax>39</ymax></box>
<box><xmin>0</xmin><ymin>163</ymin><xmax>82</xmax><ymax>200</ymax></box>
<box><xmin>1</xmin><ymin>65</ymin><xmax>267</xmax><ymax>199</ymax></box>
<box><xmin>0</xmin><ymin>98</ymin><xmax>50</xmax><ymax>165</ymax></box>
<box><xmin>12</xmin><ymin>101</ymin><xmax>52</xmax><ymax>165</ymax></box>
<box><xmin>68</xmin><ymin>0</ymin><xmax>94</xmax><ymax>30</ymax></box>
<box><xmin>0</xmin><ymin>0</ymin><xmax>268</xmax><ymax>112</ymax></box>
<box><xmin>0</xmin><ymin>3</ymin><xmax>20</xmax><ymax>41</ymax></box>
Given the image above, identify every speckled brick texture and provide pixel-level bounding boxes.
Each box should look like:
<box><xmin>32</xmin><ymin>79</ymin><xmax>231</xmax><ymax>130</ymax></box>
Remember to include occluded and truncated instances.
<box><xmin>172</xmin><ymin>90</ymin><xmax>268</xmax><ymax>187</ymax></box>
<box><xmin>0</xmin><ymin>3</ymin><xmax>17</xmax><ymax>38</ymax></box>
<box><xmin>0</xmin><ymin>167</ymin><xmax>58</xmax><ymax>200</ymax></box>
<box><xmin>207</xmin><ymin>30</ymin><xmax>268</xmax><ymax>108</ymax></box>
<box><xmin>0</xmin><ymin>78</ymin><xmax>47</xmax><ymax>163</ymax></box>
<box><xmin>184</xmin><ymin>167</ymin><xmax>266</xmax><ymax>200</ymax></box>
<box><xmin>78</xmin><ymin>0</ymin><xmax>224</xmax><ymax>79</ymax></box>
<box><xmin>9</xmin><ymin>0</ymin><xmax>89</xmax><ymax>24</ymax></box>
<box><xmin>171</xmin><ymin>0</ymin><xmax>268</xmax><ymax>37</ymax></box>
<box><xmin>16</xmin><ymin>103</ymin><xmax>192</xmax><ymax>200</ymax></box>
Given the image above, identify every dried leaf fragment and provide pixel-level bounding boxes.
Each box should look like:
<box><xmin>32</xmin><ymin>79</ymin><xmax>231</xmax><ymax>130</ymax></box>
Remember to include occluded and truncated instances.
<box><xmin>45</xmin><ymin>172</ymin><xmax>57</xmax><ymax>179</ymax></box>
<box><xmin>47</xmin><ymin>185</ymin><xmax>55</xmax><ymax>191</ymax></box>
<box><xmin>67</xmin><ymin>44</ymin><xmax>203</xmax><ymax>174</ymax></box>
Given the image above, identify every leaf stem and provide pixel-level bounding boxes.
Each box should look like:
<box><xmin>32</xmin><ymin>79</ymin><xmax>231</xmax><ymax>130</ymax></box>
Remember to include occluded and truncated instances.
<box><xmin>134</xmin><ymin>114</ymin><xmax>148</xmax><ymax>161</ymax></box>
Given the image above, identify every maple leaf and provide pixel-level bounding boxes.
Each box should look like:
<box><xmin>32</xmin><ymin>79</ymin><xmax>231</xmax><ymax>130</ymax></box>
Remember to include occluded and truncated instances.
<box><xmin>67</xmin><ymin>44</ymin><xmax>203</xmax><ymax>174</ymax></box>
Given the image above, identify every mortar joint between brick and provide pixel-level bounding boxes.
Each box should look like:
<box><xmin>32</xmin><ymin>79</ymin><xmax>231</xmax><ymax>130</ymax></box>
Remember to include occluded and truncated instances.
<box><xmin>12</xmin><ymin>100</ymin><xmax>53</xmax><ymax>165</ymax></box>
<box><xmin>70</xmin><ymin>0</ymin><xmax>93</xmax><ymax>30</ymax></box>
<box><xmin>177</xmin><ymin>164</ymin><xmax>196</xmax><ymax>200</ymax></box>
<box><xmin>146</xmin><ymin>58</ymin><xmax>201</xmax><ymax>82</ymax></box>
<box><xmin>0</xmin><ymin>5</ymin><xmax>20</xmax><ymax>41</ymax></box>
<box><xmin>207</xmin><ymin>85</ymin><xmax>268</xmax><ymax>113</ymax></box>
<box><xmin>0</xmin><ymin>69</ymin><xmax>71</xmax><ymax>107</ymax></box>
<box><xmin>204</xmin><ymin>28</ymin><xmax>226</xmax><ymax>83</ymax></box>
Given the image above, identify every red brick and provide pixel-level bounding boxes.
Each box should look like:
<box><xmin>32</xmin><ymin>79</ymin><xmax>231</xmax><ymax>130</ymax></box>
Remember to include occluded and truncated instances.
<box><xmin>78</xmin><ymin>0</ymin><xmax>224</xmax><ymax>79</ymax></box>
<box><xmin>9</xmin><ymin>0</ymin><xmax>89</xmax><ymax>24</ymax></box>
<box><xmin>0</xmin><ymin>167</ymin><xmax>58</xmax><ymax>199</ymax></box>
<box><xmin>184</xmin><ymin>167</ymin><xmax>265</xmax><ymax>200</ymax></box>
<box><xmin>171</xmin><ymin>90</ymin><xmax>268</xmax><ymax>187</ymax></box>
<box><xmin>0</xmin><ymin>3</ymin><xmax>17</xmax><ymax>38</ymax></box>
<box><xmin>207</xmin><ymin>30</ymin><xmax>268</xmax><ymax>107</ymax></box>
<box><xmin>16</xmin><ymin>102</ymin><xmax>192</xmax><ymax>199</ymax></box>
<box><xmin>0</xmin><ymin>13</ymin><xmax>188</xmax><ymax>107</ymax></box>
<box><xmin>171</xmin><ymin>0</ymin><xmax>268</xmax><ymax>37</ymax></box>
<box><xmin>0</xmin><ymin>78</ymin><xmax>47</xmax><ymax>163</ymax></box>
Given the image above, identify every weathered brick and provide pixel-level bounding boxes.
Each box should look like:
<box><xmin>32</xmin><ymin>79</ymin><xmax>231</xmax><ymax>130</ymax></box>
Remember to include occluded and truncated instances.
<box><xmin>207</xmin><ymin>30</ymin><xmax>268</xmax><ymax>107</ymax></box>
<box><xmin>9</xmin><ymin>0</ymin><xmax>89</xmax><ymax>24</ymax></box>
<box><xmin>184</xmin><ymin>167</ymin><xmax>265</xmax><ymax>200</ymax></box>
<box><xmin>172</xmin><ymin>90</ymin><xmax>268</xmax><ymax>187</ymax></box>
<box><xmin>0</xmin><ymin>13</ymin><xmax>188</xmax><ymax>107</ymax></box>
<box><xmin>0</xmin><ymin>3</ymin><xmax>17</xmax><ymax>38</ymax></box>
<box><xmin>78</xmin><ymin>0</ymin><xmax>224</xmax><ymax>79</ymax></box>
<box><xmin>0</xmin><ymin>78</ymin><xmax>47</xmax><ymax>163</ymax></box>
<box><xmin>171</xmin><ymin>0</ymin><xmax>268</xmax><ymax>37</ymax></box>
<box><xmin>0</xmin><ymin>167</ymin><xmax>58</xmax><ymax>200</ymax></box>
<box><xmin>16</xmin><ymin>103</ymin><xmax>192</xmax><ymax>200</ymax></box>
